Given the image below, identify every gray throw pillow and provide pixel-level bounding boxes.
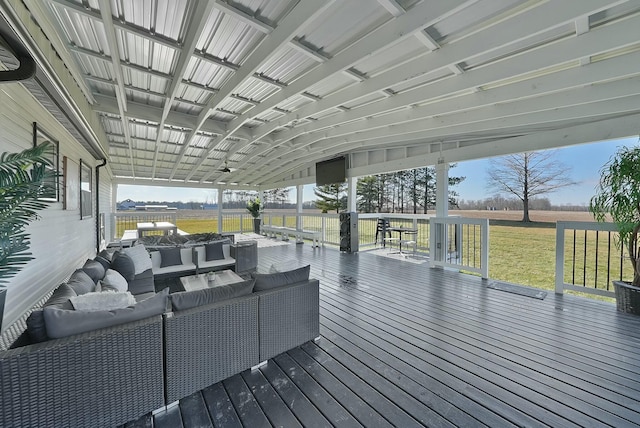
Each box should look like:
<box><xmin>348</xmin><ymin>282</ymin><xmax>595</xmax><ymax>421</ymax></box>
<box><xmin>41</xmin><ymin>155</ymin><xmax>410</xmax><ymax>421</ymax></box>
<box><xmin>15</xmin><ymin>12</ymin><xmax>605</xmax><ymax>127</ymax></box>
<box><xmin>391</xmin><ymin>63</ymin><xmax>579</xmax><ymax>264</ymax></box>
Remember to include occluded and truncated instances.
<box><xmin>252</xmin><ymin>265</ymin><xmax>310</xmax><ymax>291</ymax></box>
<box><xmin>111</xmin><ymin>251</ymin><xmax>136</xmax><ymax>282</ymax></box>
<box><xmin>101</xmin><ymin>269</ymin><xmax>128</xmax><ymax>292</ymax></box>
<box><xmin>98</xmin><ymin>249</ymin><xmax>113</xmax><ymax>262</ymax></box>
<box><xmin>43</xmin><ymin>288</ymin><xmax>169</xmax><ymax>339</ymax></box>
<box><xmin>205</xmin><ymin>241</ymin><xmax>225</xmax><ymax>261</ymax></box>
<box><xmin>67</xmin><ymin>269</ymin><xmax>96</xmax><ymax>295</ymax></box>
<box><xmin>159</xmin><ymin>247</ymin><xmax>182</xmax><ymax>268</ymax></box>
<box><xmin>94</xmin><ymin>255</ymin><xmax>111</xmax><ymax>272</ymax></box>
<box><xmin>82</xmin><ymin>259</ymin><xmax>105</xmax><ymax>284</ymax></box>
<box><xmin>170</xmin><ymin>279</ymin><xmax>255</xmax><ymax>311</ymax></box>
<box><xmin>26</xmin><ymin>284</ymin><xmax>77</xmax><ymax>343</ymax></box>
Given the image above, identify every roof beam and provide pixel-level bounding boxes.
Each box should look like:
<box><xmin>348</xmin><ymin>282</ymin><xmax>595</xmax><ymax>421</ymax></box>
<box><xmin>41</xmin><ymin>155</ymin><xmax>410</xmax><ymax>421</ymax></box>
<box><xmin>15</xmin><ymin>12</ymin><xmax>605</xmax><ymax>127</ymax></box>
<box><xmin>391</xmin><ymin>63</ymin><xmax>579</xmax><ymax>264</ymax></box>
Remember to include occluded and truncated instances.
<box><xmin>152</xmin><ymin>0</ymin><xmax>215</xmax><ymax>179</ymax></box>
<box><xmin>212</xmin><ymin>0</ymin><xmax>274</xmax><ymax>34</ymax></box>
<box><xmin>288</xmin><ymin>39</ymin><xmax>327</xmax><ymax>62</ymax></box>
<box><xmin>377</xmin><ymin>0</ymin><xmax>405</xmax><ymax>17</ymax></box>
<box><xmin>97</xmin><ymin>0</ymin><xmax>135</xmax><ymax>175</ymax></box>
<box><xmin>255</xmin><ymin>93</ymin><xmax>640</xmax><ymax>185</ymax></box>
<box><xmin>226</xmin><ymin>0</ymin><xmax>638</xmax><ymax>176</ymax></box>
<box><xmin>171</xmin><ymin>0</ymin><xmax>336</xmax><ymax>181</ymax></box>
<box><xmin>197</xmin><ymin>0</ymin><xmax>471</xmax><ymax>181</ymax></box>
<box><xmin>244</xmin><ymin>64</ymin><xmax>640</xmax><ymax>183</ymax></box>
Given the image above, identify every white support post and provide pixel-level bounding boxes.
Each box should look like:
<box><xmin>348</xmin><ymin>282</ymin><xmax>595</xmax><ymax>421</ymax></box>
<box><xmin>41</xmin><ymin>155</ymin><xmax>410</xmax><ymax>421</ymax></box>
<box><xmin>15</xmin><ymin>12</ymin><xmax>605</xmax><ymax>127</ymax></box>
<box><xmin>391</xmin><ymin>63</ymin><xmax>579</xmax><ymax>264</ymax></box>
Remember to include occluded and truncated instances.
<box><xmin>111</xmin><ymin>183</ymin><xmax>118</xmax><ymax>242</ymax></box>
<box><xmin>296</xmin><ymin>184</ymin><xmax>303</xmax><ymax>231</ymax></box>
<box><xmin>433</xmin><ymin>159</ymin><xmax>449</xmax><ymax>264</ymax></box>
<box><xmin>347</xmin><ymin>176</ymin><xmax>357</xmax><ymax>212</ymax></box>
<box><xmin>217</xmin><ymin>187</ymin><xmax>223</xmax><ymax>234</ymax></box>
<box><xmin>555</xmin><ymin>224</ymin><xmax>565</xmax><ymax>294</ymax></box>
<box><xmin>435</xmin><ymin>158</ymin><xmax>449</xmax><ymax>217</ymax></box>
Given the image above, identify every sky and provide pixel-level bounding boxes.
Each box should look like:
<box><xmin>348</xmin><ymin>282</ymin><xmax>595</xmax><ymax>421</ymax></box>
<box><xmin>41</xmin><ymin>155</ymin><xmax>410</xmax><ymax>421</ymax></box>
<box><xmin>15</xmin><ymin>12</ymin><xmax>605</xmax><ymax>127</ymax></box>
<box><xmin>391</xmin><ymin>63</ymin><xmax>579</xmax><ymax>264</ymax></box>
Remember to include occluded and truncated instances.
<box><xmin>118</xmin><ymin>136</ymin><xmax>638</xmax><ymax>206</ymax></box>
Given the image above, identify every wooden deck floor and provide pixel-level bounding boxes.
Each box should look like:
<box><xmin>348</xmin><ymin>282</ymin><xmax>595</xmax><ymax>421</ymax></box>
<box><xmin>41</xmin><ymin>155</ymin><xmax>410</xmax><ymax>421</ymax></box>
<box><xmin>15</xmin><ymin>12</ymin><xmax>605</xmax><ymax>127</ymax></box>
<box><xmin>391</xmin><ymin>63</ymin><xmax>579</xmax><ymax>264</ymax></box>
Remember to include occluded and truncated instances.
<box><xmin>124</xmin><ymin>243</ymin><xmax>640</xmax><ymax>428</ymax></box>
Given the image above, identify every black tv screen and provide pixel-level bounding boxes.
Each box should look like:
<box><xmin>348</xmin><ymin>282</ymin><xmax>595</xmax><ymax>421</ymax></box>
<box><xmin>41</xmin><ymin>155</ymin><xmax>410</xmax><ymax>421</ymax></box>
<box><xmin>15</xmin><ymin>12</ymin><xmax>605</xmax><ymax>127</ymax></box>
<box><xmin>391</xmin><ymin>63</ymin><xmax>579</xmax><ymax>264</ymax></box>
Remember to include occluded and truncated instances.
<box><xmin>316</xmin><ymin>156</ymin><xmax>346</xmax><ymax>185</ymax></box>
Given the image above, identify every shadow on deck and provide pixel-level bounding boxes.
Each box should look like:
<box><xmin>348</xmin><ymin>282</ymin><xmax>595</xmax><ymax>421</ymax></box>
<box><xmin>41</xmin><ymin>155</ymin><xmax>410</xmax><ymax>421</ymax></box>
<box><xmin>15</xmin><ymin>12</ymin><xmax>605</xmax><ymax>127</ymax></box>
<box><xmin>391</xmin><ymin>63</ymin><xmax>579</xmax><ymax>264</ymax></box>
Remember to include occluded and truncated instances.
<box><xmin>124</xmin><ymin>242</ymin><xmax>640</xmax><ymax>428</ymax></box>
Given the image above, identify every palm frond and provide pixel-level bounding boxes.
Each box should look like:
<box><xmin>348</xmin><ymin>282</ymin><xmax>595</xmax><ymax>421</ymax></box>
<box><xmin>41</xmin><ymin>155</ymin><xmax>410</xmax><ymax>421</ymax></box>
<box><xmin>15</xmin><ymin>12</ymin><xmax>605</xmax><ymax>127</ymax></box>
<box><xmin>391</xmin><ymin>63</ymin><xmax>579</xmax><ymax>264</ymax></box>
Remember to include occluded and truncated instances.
<box><xmin>0</xmin><ymin>142</ymin><xmax>58</xmax><ymax>283</ymax></box>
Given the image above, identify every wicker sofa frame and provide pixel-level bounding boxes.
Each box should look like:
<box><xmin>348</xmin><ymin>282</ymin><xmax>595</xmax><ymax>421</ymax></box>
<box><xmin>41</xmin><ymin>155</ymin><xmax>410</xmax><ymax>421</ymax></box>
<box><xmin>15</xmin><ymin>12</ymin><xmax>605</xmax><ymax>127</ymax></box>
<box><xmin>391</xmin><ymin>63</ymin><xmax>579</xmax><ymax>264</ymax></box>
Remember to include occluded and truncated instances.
<box><xmin>0</xmin><ymin>316</ymin><xmax>165</xmax><ymax>428</ymax></box>
<box><xmin>0</xmin><ymin>278</ymin><xmax>320</xmax><ymax>426</ymax></box>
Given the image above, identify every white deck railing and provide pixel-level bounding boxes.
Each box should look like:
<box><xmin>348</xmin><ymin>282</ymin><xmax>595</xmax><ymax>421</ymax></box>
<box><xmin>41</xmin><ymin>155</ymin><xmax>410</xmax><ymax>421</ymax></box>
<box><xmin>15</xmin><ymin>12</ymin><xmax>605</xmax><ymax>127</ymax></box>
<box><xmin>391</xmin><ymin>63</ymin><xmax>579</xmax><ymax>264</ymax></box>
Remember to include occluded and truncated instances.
<box><xmin>555</xmin><ymin>221</ymin><xmax>629</xmax><ymax>297</ymax></box>
<box><xmin>429</xmin><ymin>217</ymin><xmax>489</xmax><ymax>279</ymax></box>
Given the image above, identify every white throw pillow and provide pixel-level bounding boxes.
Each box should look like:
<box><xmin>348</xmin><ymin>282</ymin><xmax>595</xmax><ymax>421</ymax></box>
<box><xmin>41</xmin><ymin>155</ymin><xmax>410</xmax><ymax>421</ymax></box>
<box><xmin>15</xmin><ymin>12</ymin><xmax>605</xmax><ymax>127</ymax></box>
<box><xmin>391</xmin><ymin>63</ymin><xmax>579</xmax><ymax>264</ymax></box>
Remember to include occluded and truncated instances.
<box><xmin>70</xmin><ymin>291</ymin><xmax>136</xmax><ymax>311</ymax></box>
<box><xmin>102</xmin><ymin>269</ymin><xmax>128</xmax><ymax>292</ymax></box>
<box><xmin>123</xmin><ymin>244</ymin><xmax>152</xmax><ymax>275</ymax></box>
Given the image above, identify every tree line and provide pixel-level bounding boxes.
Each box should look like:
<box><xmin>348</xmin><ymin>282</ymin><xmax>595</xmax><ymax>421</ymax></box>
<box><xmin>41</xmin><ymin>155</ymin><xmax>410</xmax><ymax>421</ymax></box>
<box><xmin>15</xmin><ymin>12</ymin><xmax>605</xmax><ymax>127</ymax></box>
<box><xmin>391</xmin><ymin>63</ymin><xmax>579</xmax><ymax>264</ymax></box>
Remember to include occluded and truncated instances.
<box><xmin>314</xmin><ymin>165</ymin><xmax>465</xmax><ymax>213</ymax></box>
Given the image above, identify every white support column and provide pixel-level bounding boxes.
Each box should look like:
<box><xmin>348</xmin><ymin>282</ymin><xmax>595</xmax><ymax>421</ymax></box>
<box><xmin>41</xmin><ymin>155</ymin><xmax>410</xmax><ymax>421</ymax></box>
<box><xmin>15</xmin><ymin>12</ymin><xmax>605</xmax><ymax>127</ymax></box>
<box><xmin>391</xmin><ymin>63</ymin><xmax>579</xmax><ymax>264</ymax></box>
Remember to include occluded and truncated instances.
<box><xmin>435</xmin><ymin>158</ymin><xmax>449</xmax><ymax>217</ymax></box>
<box><xmin>347</xmin><ymin>176</ymin><xmax>357</xmax><ymax>212</ymax></box>
<box><xmin>296</xmin><ymin>184</ymin><xmax>303</xmax><ymax>231</ymax></box>
<box><xmin>217</xmin><ymin>187</ymin><xmax>223</xmax><ymax>234</ymax></box>
<box><xmin>111</xmin><ymin>183</ymin><xmax>118</xmax><ymax>242</ymax></box>
<box><xmin>433</xmin><ymin>159</ymin><xmax>449</xmax><ymax>264</ymax></box>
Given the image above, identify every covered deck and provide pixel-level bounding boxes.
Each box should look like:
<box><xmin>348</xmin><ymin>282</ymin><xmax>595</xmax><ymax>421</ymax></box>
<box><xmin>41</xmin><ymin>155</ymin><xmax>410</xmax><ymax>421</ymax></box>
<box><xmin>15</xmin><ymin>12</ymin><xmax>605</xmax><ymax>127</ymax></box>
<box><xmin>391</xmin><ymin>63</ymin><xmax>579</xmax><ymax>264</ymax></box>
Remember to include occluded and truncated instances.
<box><xmin>126</xmin><ymin>242</ymin><xmax>640</xmax><ymax>427</ymax></box>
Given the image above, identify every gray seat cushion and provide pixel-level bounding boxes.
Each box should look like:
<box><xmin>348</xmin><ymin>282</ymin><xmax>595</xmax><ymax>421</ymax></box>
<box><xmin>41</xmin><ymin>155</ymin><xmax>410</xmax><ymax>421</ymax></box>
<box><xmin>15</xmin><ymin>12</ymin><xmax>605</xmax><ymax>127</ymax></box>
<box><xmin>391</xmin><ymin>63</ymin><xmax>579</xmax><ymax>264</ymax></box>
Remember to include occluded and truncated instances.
<box><xmin>170</xmin><ymin>279</ymin><xmax>255</xmax><ymax>311</ymax></box>
<box><xmin>128</xmin><ymin>268</ymin><xmax>155</xmax><ymax>296</ymax></box>
<box><xmin>43</xmin><ymin>288</ymin><xmax>169</xmax><ymax>339</ymax></box>
<box><xmin>252</xmin><ymin>265</ymin><xmax>310</xmax><ymax>291</ymax></box>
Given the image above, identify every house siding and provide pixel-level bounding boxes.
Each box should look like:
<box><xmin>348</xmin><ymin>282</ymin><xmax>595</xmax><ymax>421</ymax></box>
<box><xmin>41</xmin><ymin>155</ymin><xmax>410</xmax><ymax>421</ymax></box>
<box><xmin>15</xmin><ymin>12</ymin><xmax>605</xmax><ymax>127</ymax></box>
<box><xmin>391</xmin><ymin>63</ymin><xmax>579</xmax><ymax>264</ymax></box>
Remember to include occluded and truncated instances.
<box><xmin>0</xmin><ymin>82</ymin><xmax>110</xmax><ymax>331</ymax></box>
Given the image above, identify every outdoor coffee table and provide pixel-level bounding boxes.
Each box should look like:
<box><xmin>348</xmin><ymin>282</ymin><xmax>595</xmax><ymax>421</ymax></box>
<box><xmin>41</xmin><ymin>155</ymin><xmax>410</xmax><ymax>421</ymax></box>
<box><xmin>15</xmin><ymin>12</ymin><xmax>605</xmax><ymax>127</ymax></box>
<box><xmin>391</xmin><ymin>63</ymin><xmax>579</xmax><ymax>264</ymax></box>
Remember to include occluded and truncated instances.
<box><xmin>179</xmin><ymin>270</ymin><xmax>244</xmax><ymax>292</ymax></box>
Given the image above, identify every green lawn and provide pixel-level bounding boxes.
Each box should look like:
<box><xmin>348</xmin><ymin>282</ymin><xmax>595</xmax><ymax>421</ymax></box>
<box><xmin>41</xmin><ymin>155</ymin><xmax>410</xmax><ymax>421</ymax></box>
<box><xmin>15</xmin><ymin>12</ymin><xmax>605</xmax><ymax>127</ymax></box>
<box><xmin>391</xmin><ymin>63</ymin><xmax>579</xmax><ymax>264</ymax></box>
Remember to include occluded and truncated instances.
<box><xmin>488</xmin><ymin>222</ymin><xmax>617</xmax><ymax>302</ymax></box>
<box><xmin>118</xmin><ymin>216</ymin><xmax>618</xmax><ymax>302</ymax></box>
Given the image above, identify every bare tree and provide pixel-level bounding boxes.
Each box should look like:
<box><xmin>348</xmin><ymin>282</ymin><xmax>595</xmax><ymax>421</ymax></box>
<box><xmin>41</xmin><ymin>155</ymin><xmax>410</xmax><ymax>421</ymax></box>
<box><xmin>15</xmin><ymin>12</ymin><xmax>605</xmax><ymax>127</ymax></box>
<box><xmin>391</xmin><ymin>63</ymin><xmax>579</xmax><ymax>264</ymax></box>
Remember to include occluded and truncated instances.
<box><xmin>487</xmin><ymin>151</ymin><xmax>577</xmax><ymax>222</ymax></box>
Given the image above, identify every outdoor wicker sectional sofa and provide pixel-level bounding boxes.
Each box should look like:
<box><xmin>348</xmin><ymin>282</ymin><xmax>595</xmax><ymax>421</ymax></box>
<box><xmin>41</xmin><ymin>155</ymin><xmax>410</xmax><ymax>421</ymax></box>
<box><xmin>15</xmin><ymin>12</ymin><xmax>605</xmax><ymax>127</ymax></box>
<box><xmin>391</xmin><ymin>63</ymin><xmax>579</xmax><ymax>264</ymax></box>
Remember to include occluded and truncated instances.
<box><xmin>0</xmin><ymin>250</ymin><xmax>319</xmax><ymax>427</ymax></box>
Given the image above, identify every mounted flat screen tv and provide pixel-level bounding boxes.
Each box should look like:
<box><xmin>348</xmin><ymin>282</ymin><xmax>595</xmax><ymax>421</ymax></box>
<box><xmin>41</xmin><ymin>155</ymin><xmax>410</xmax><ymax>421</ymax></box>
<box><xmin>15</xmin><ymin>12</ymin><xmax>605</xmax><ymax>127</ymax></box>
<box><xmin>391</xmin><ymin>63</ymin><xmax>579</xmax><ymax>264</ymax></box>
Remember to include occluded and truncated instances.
<box><xmin>316</xmin><ymin>156</ymin><xmax>346</xmax><ymax>185</ymax></box>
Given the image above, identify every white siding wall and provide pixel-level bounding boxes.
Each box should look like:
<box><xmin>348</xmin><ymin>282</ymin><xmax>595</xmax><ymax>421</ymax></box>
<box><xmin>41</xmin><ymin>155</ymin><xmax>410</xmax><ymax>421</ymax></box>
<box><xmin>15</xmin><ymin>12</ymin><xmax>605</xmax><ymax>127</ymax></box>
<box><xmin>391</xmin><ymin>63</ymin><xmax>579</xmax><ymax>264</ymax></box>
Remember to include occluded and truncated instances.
<box><xmin>98</xmin><ymin>167</ymin><xmax>114</xmax><ymax>246</ymax></box>
<box><xmin>0</xmin><ymin>82</ymin><xmax>110</xmax><ymax>331</ymax></box>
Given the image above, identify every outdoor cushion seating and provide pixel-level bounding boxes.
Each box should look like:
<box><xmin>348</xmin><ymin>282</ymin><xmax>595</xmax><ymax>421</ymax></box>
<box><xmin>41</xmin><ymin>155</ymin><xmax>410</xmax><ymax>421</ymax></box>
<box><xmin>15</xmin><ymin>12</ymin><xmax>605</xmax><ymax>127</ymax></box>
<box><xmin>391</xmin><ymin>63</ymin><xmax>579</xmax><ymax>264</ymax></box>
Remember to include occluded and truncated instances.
<box><xmin>1</xmin><ymin>255</ymin><xmax>319</xmax><ymax>427</ymax></box>
<box><xmin>193</xmin><ymin>241</ymin><xmax>235</xmax><ymax>273</ymax></box>
<box><xmin>150</xmin><ymin>247</ymin><xmax>197</xmax><ymax>277</ymax></box>
<box><xmin>0</xmin><ymin>251</ymin><xmax>168</xmax><ymax>428</ymax></box>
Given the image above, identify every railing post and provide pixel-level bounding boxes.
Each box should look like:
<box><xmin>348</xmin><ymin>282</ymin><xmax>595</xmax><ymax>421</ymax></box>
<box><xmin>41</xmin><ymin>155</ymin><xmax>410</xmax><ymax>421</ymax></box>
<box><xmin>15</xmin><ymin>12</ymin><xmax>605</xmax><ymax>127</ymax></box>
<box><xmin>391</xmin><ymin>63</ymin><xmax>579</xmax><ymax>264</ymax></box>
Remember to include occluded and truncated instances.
<box><xmin>480</xmin><ymin>219</ymin><xmax>489</xmax><ymax>279</ymax></box>
<box><xmin>321</xmin><ymin>216</ymin><xmax>326</xmax><ymax>246</ymax></box>
<box><xmin>555</xmin><ymin>222</ymin><xmax>566</xmax><ymax>294</ymax></box>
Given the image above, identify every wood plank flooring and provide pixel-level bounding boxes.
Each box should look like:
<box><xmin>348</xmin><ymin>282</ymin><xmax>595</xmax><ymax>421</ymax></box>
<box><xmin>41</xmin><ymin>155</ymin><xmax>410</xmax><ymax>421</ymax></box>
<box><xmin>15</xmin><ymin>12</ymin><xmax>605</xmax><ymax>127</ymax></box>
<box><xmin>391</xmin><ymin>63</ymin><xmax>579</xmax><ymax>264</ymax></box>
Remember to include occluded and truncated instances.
<box><xmin>123</xmin><ymin>243</ymin><xmax>640</xmax><ymax>428</ymax></box>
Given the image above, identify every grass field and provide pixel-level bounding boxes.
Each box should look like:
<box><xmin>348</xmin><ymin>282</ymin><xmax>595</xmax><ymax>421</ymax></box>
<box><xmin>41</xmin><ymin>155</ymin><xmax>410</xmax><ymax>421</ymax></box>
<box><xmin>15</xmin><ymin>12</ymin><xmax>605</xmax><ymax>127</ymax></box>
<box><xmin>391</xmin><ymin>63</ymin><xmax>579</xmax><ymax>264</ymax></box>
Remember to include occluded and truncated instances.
<box><xmin>120</xmin><ymin>209</ymin><xmax>620</xmax><ymax>302</ymax></box>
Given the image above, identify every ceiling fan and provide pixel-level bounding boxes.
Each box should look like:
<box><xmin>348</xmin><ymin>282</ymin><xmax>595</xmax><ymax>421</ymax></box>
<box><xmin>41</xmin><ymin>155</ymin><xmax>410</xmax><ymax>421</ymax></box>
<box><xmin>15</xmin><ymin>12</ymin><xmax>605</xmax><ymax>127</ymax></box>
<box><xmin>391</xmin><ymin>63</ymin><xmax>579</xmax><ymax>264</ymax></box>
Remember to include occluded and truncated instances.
<box><xmin>218</xmin><ymin>159</ymin><xmax>235</xmax><ymax>173</ymax></box>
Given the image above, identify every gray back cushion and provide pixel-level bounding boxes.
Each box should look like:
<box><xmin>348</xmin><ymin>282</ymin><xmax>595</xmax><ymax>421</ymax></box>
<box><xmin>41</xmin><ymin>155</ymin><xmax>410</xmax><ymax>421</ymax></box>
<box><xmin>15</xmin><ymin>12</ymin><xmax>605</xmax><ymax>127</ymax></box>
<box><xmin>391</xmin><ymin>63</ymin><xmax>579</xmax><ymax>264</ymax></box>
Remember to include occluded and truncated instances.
<box><xmin>67</xmin><ymin>269</ymin><xmax>96</xmax><ymax>295</ymax></box>
<box><xmin>26</xmin><ymin>284</ymin><xmax>77</xmax><ymax>343</ymax></box>
<box><xmin>111</xmin><ymin>251</ymin><xmax>136</xmax><ymax>282</ymax></box>
<box><xmin>252</xmin><ymin>265</ymin><xmax>310</xmax><ymax>291</ymax></box>
<box><xmin>204</xmin><ymin>241</ymin><xmax>225</xmax><ymax>261</ymax></box>
<box><xmin>159</xmin><ymin>247</ymin><xmax>182</xmax><ymax>267</ymax></box>
<box><xmin>82</xmin><ymin>259</ymin><xmax>105</xmax><ymax>283</ymax></box>
<box><xmin>170</xmin><ymin>279</ymin><xmax>255</xmax><ymax>311</ymax></box>
<box><xmin>43</xmin><ymin>288</ymin><xmax>169</xmax><ymax>339</ymax></box>
<box><xmin>93</xmin><ymin>255</ymin><xmax>111</xmax><ymax>272</ymax></box>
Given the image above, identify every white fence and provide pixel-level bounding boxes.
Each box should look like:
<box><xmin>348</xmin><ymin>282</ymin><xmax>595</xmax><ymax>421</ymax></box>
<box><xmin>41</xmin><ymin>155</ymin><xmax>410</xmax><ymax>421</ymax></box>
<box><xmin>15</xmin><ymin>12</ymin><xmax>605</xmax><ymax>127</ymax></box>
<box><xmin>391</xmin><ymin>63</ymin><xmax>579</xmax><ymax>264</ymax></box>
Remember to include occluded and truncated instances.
<box><xmin>555</xmin><ymin>221</ymin><xmax>629</xmax><ymax>298</ymax></box>
<box><xmin>429</xmin><ymin>217</ymin><xmax>489</xmax><ymax>279</ymax></box>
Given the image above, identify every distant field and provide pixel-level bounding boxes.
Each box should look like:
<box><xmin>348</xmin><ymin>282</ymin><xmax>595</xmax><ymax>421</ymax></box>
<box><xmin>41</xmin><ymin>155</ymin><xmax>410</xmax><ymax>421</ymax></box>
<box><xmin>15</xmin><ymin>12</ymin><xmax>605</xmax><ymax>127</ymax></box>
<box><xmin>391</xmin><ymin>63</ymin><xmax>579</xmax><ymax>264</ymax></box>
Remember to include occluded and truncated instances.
<box><xmin>448</xmin><ymin>209</ymin><xmax>594</xmax><ymax>223</ymax></box>
<box><xmin>124</xmin><ymin>208</ymin><xmax>614</xmax><ymax>302</ymax></box>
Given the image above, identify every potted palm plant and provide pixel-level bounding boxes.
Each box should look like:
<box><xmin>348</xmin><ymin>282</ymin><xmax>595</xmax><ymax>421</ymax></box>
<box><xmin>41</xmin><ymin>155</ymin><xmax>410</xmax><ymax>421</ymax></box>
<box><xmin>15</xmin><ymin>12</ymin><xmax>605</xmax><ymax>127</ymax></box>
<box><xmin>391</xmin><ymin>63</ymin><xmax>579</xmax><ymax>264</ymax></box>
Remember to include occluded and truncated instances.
<box><xmin>590</xmin><ymin>144</ymin><xmax>640</xmax><ymax>314</ymax></box>
<box><xmin>246</xmin><ymin>197</ymin><xmax>262</xmax><ymax>234</ymax></box>
<box><xmin>0</xmin><ymin>142</ymin><xmax>58</xmax><ymax>330</ymax></box>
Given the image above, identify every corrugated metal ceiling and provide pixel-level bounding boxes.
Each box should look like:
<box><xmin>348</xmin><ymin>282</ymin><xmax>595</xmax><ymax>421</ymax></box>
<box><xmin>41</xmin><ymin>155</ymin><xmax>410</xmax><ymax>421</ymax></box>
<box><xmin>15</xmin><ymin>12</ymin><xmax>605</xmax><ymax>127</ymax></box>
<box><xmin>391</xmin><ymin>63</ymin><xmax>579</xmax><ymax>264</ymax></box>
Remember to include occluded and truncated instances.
<box><xmin>3</xmin><ymin>0</ymin><xmax>639</xmax><ymax>189</ymax></box>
